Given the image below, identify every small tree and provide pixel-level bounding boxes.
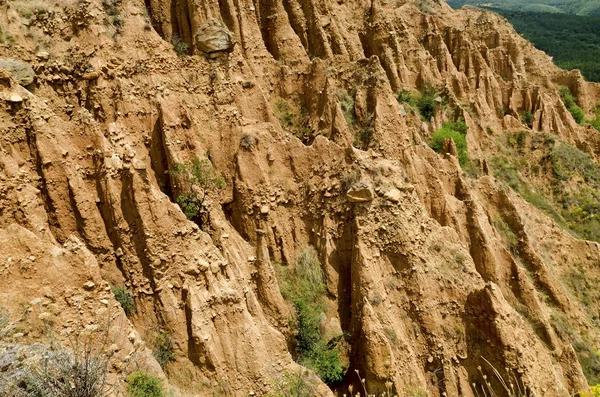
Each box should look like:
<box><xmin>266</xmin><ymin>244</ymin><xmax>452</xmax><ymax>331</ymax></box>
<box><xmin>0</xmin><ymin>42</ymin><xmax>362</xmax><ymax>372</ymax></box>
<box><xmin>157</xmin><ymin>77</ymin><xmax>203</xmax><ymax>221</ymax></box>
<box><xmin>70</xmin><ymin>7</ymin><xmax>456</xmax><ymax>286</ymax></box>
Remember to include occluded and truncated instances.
<box><xmin>168</xmin><ymin>155</ymin><xmax>224</xmax><ymax>224</ymax></box>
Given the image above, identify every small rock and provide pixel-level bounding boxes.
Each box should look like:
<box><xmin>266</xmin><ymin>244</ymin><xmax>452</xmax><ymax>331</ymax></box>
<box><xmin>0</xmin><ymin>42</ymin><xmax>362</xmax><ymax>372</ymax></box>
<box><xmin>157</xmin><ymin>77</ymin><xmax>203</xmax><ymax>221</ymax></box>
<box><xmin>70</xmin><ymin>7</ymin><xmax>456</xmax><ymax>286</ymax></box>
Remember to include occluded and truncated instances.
<box><xmin>260</xmin><ymin>205</ymin><xmax>270</xmax><ymax>214</ymax></box>
<box><xmin>384</xmin><ymin>189</ymin><xmax>402</xmax><ymax>203</ymax></box>
<box><xmin>133</xmin><ymin>159</ymin><xmax>146</xmax><ymax>170</ymax></box>
<box><xmin>115</xmin><ymin>248</ymin><xmax>123</xmax><ymax>257</ymax></box>
<box><xmin>184</xmin><ymin>266</ymin><xmax>200</xmax><ymax>276</ymax></box>
<box><xmin>100</xmin><ymin>299</ymin><xmax>109</xmax><ymax>305</ymax></box>
<box><xmin>83</xmin><ymin>281</ymin><xmax>96</xmax><ymax>291</ymax></box>
<box><xmin>36</xmin><ymin>51</ymin><xmax>50</xmax><ymax>61</ymax></box>
<box><xmin>7</xmin><ymin>93</ymin><xmax>23</xmax><ymax>103</ymax></box>
<box><xmin>346</xmin><ymin>184</ymin><xmax>374</xmax><ymax>203</ymax></box>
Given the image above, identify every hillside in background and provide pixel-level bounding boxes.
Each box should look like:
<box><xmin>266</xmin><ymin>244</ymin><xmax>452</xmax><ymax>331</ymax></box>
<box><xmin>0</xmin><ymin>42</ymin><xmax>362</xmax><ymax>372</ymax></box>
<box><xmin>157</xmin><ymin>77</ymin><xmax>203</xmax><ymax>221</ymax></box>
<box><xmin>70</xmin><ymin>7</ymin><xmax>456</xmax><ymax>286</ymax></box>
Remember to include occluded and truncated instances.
<box><xmin>447</xmin><ymin>0</ymin><xmax>600</xmax><ymax>15</ymax></box>
<box><xmin>447</xmin><ymin>3</ymin><xmax>600</xmax><ymax>82</ymax></box>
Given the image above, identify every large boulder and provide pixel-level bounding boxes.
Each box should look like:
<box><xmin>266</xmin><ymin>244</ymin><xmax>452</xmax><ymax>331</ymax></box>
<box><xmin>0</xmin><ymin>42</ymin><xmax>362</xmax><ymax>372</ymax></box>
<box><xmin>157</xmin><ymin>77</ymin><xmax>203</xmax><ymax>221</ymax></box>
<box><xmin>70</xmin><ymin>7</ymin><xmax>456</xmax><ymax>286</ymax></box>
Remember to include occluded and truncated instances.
<box><xmin>0</xmin><ymin>59</ymin><xmax>35</xmax><ymax>86</ymax></box>
<box><xmin>194</xmin><ymin>19</ymin><xmax>235</xmax><ymax>54</ymax></box>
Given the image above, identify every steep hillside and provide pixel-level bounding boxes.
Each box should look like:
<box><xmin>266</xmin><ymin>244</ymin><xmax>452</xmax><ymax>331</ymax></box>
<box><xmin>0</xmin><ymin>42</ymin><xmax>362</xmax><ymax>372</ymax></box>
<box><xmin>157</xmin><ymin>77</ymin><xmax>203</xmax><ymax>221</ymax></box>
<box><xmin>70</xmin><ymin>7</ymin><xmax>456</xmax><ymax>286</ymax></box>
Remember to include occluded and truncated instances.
<box><xmin>1</xmin><ymin>0</ymin><xmax>600</xmax><ymax>396</ymax></box>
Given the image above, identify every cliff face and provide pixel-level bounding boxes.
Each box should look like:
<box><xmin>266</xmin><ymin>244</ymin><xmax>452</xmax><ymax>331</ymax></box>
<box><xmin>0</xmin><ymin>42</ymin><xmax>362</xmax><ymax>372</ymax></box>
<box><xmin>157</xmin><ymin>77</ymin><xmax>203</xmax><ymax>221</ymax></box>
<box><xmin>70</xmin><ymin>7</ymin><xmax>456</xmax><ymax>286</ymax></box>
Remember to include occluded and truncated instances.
<box><xmin>1</xmin><ymin>0</ymin><xmax>600</xmax><ymax>395</ymax></box>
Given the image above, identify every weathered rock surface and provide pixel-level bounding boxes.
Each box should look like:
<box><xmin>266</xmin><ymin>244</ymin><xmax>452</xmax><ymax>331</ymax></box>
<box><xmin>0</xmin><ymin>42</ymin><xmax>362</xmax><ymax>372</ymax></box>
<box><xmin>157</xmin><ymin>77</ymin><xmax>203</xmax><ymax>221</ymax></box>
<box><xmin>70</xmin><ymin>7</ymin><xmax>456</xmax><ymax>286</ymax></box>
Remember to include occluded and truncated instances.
<box><xmin>195</xmin><ymin>19</ymin><xmax>235</xmax><ymax>54</ymax></box>
<box><xmin>0</xmin><ymin>0</ymin><xmax>599</xmax><ymax>396</ymax></box>
<box><xmin>0</xmin><ymin>59</ymin><xmax>34</xmax><ymax>85</ymax></box>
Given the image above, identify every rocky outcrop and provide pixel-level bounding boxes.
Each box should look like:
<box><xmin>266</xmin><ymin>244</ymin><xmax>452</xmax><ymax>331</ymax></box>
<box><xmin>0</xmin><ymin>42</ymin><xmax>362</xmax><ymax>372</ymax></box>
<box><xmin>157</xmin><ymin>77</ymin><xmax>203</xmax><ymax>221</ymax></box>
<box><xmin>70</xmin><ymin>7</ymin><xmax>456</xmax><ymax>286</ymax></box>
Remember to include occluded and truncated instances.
<box><xmin>0</xmin><ymin>59</ymin><xmax>34</xmax><ymax>85</ymax></box>
<box><xmin>195</xmin><ymin>19</ymin><xmax>235</xmax><ymax>54</ymax></box>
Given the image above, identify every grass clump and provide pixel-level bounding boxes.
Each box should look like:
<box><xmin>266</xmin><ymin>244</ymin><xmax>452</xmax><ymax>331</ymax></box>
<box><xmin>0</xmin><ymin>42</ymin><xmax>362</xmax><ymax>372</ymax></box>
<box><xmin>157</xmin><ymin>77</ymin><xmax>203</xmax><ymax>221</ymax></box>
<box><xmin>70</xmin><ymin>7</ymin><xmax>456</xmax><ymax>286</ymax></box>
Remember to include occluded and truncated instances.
<box><xmin>126</xmin><ymin>371</ymin><xmax>165</xmax><ymax>397</ymax></box>
<box><xmin>274</xmin><ymin>98</ymin><xmax>311</xmax><ymax>142</ymax></box>
<box><xmin>429</xmin><ymin>119</ymin><xmax>469</xmax><ymax>167</ymax></box>
<box><xmin>267</xmin><ymin>370</ymin><xmax>316</xmax><ymax>397</ymax></box>
<box><xmin>112</xmin><ymin>285</ymin><xmax>136</xmax><ymax>316</ymax></box>
<box><xmin>171</xmin><ymin>36</ymin><xmax>189</xmax><ymax>56</ymax></box>
<box><xmin>559</xmin><ymin>86</ymin><xmax>585</xmax><ymax>125</ymax></box>
<box><xmin>168</xmin><ymin>155</ymin><xmax>224</xmax><ymax>225</ymax></box>
<box><xmin>152</xmin><ymin>332</ymin><xmax>176</xmax><ymax>368</ymax></box>
<box><xmin>279</xmin><ymin>247</ymin><xmax>347</xmax><ymax>384</ymax></box>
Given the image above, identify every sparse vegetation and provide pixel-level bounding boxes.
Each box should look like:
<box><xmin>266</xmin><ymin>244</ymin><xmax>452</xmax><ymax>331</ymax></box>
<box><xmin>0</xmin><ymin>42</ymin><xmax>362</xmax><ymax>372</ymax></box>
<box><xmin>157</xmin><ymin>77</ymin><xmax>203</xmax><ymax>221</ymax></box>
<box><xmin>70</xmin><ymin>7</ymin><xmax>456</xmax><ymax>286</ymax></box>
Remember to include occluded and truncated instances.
<box><xmin>278</xmin><ymin>247</ymin><xmax>347</xmax><ymax>384</ymax></box>
<box><xmin>102</xmin><ymin>0</ymin><xmax>124</xmax><ymax>33</ymax></box>
<box><xmin>172</xmin><ymin>36</ymin><xmax>190</xmax><ymax>56</ymax></box>
<box><xmin>589</xmin><ymin>105</ymin><xmax>600</xmax><ymax>132</ymax></box>
<box><xmin>152</xmin><ymin>332</ymin><xmax>176</xmax><ymax>368</ymax></box>
<box><xmin>267</xmin><ymin>371</ymin><xmax>316</xmax><ymax>397</ymax></box>
<box><xmin>493</xmin><ymin>214</ymin><xmax>519</xmax><ymax>253</ymax></box>
<box><xmin>240</xmin><ymin>134</ymin><xmax>257</xmax><ymax>151</ymax></box>
<box><xmin>126</xmin><ymin>371</ymin><xmax>165</xmax><ymax>397</ymax></box>
<box><xmin>112</xmin><ymin>285</ymin><xmax>136</xmax><ymax>316</ymax></box>
<box><xmin>274</xmin><ymin>98</ymin><xmax>311</xmax><ymax>142</ymax></box>
<box><xmin>26</xmin><ymin>328</ymin><xmax>114</xmax><ymax>397</ymax></box>
<box><xmin>559</xmin><ymin>86</ymin><xmax>585</xmax><ymax>124</ymax></box>
<box><xmin>168</xmin><ymin>155</ymin><xmax>224</xmax><ymax>224</ymax></box>
<box><xmin>337</xmin><ymin>91</ymin><xmax>375</xmax><ymax>150</ymax></box>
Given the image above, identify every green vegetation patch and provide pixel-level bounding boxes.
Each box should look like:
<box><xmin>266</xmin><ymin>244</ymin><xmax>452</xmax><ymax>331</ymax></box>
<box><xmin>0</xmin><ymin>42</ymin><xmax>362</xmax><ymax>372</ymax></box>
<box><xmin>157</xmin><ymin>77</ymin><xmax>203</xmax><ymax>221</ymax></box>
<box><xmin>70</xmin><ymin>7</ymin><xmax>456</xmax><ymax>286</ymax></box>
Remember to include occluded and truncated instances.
<box><xmin>559</xmin><ymin>87</ymin><xmax>585</xmax><ymax>124</ymax></box>
<box><xmin>278</xmin><ymin>247</ymin><xmax>348</xmax><ymax>384</ymax></box>
<box><xmin>127</xmin><ymin>371</ymin><xmax>165</xmax><ymax>397</ymax></box>
<box><xmin>168</xmin><ymin>155</ymin><xmax>224</xmax><ymax>225</ymax></box>
<box><xmin>112</xmin><ymin>285</ymin><xmax>136</xmax><ymax>316</ymax></box>
<box><xmin>429</xmin><ymin>119</ymin><xmax>471</xmax><ymax>168</ymax></box>
<box><xmin>153</xmin><ymin>332</ymin><xmax>176</xmax><ymax>368</ymax></box>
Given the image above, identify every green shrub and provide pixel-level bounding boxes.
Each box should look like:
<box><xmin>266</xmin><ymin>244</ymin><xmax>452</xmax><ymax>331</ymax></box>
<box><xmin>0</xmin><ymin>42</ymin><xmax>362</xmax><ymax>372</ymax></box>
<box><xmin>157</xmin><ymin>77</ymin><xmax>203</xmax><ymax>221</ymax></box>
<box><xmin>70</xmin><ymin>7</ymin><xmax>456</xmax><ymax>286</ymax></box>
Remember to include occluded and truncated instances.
<box><xmin>396</xmin><ymin>90</ymin><xmax>414</xmax><ymax>105</ymax></box>
<box><xmin>559</xmin><ymin>86</ymin><xmax>585</xmax><ymax>124</ymax></box>
<box><xmin>521</xmin><ymin>111</ymin><xmax>534</xmax><ymax>128</ymax></box>
<box><xmin>278</xmin><ymin>247</ymin><xmax>347</xmax><ymax>385</ymax></box>
<box><xmin>416</xmin><ymin>85</ymin><xmax>438</xmax><ymax>121</ymax></box>
<box><xmin>168</xmin><ymin>156</ymin><xmax>224</xmax><ymax>224</ymax></box>
<box><xmin>430</xmin><ymin>127</ymin><xmax>469</xmax><ymax>166</ymax></box>
<box><xmin>338</xmin><ymin>91</ymin><xmax>356</xmax><ymax>126</ymax></box>
<box><xmin>153</xmin><ymin>332</ymin><xmax>176</xmax><ymax>368</ymax></box>
<box><xmin>112</xmin><ymin>285</ymin><xmax>136</xmax><ymax>316</ymax></box>
<box><xmin>126</xmin><ymin>372</ymin><xmax>165</xmax><ymax>397</ymax></box>
<box><xmin>442</xmin><ymin>118</ymin><xmax>468</xmax><ymax>135</ymax></box>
